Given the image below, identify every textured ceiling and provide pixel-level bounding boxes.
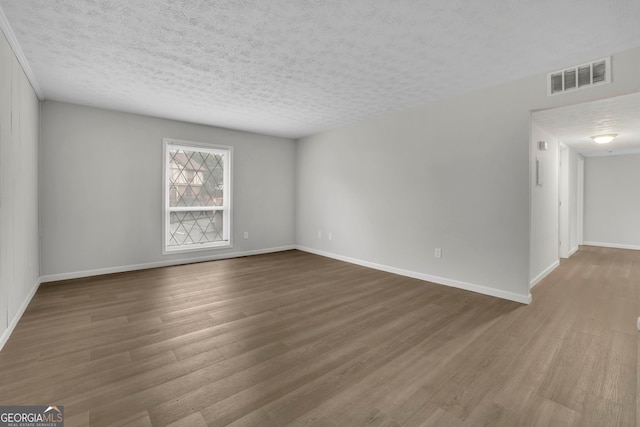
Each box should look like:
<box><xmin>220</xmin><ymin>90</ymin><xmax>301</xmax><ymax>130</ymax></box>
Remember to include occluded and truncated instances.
<box><xmin>533</xmin><ymin>92</ymin><xmax>640</xmax><ymax>157</ymax></box>
<box><xmin>2</xmin><ymin>1</ymin><xmax>640</xmax><ymax>138</ymax></box>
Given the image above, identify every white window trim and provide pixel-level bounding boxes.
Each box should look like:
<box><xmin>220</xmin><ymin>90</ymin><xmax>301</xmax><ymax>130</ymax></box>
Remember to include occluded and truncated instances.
<box><xmin>162</xmin><ymin>138</ymin><xmax>233</xmax><ymax>254</ymax></box>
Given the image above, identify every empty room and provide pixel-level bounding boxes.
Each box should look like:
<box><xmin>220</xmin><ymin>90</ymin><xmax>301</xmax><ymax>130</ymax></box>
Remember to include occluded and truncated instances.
<box><xmin>1</xmin><ymin>1</ymin><xmax>640</xmax><ymax>426</ymax></box>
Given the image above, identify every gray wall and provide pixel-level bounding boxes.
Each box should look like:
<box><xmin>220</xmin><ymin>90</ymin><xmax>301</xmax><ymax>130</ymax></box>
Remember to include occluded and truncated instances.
<box><xmin>529</xmin><ymin>120</ymin><xmax>579</xmax><ymax>287</ymax></box>
<box><xmin>297</xmin><ymin>46</ymin><xmax>640</xmax><ymax>303</ymax></box>
<box><xmin>0</xmin><ymin>30</ymin><xmax>40</xmax><ymax>347</ymax></box>
<box><xmin>529</xmin><ymin>122</ymin><xmax>559</xmax><ymax>286</ymax></box>
<box><xmin>584</xmin><ymin>154</ymin><xmax>640</xmax><ymax>249</ymax></box>
<box><xmin>40</xmin><ymin>101</ymin><xmax>296</xmax><ymax>279</ymax></box>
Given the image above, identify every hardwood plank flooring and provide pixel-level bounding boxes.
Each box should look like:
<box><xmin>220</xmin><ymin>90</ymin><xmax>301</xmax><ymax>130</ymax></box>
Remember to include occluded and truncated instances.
<box><xmin>0</xmin><ymin>247</ymin><xmax>638</xmax><ymax>426</ymax></box>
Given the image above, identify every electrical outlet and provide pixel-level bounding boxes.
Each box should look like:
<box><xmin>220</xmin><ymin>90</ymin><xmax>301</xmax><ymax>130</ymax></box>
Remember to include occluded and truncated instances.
<box><xmin>328</xmin><ymin>232</ymin><xmax>332</xmax><ymax>241</ymax></box>
<box><xmin>243</xmin><ymin>231</ymin><xmax>249</xmax><ymax>239</ymax></box>
<box><xmin>435</xmin><ymin>248</ymin><xmax>442</xmax><ymax>258</ymax></box>
<box><xmin>317</xmin><ymin>231</ymin><xmax>322</xmax><ymax>239</ymax></box>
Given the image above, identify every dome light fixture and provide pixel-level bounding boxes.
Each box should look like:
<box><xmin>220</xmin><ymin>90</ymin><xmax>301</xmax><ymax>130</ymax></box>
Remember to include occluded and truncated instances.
<box><xmin>591</xmin><ymin>134</ymin><xmax>618</xmax><ymax>144</ymax></box>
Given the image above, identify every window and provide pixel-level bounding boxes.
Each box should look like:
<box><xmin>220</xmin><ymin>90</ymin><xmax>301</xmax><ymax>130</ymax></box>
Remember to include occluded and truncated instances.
<box><xmin>163</xmin><ymin>138</ymin><xmax>232</xmax><ymax>253</ymax></box>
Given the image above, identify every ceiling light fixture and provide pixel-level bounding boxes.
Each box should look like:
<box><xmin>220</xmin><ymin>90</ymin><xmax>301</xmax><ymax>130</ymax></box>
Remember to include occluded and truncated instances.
<box><xmin>591</xmin><ymin>134</ymin><xmax>617</xmax><ymax>144</ymax></box>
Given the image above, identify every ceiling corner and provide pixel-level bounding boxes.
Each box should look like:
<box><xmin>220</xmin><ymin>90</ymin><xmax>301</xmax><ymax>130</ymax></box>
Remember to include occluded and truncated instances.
<box><xmin>0</xmin><ymin>4</ymin><xmax>44</xmax><ymax>99</ymax></box>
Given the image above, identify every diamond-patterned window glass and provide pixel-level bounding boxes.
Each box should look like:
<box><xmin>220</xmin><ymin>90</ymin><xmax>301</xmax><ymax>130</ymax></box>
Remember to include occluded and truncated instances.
<box><xmin>164</xmin><ymin>140</ymin><xmax>231</xmax><ymax>251</ymax></box>
<box><xmin>169</xmin><ymin>149</ymin><xmax>225</xmax><ymax>208</ymax></box>
<box><xmin>168</xmin><ymin>211</ymin><xmax>224</xmax><ymax>246</ymax></box>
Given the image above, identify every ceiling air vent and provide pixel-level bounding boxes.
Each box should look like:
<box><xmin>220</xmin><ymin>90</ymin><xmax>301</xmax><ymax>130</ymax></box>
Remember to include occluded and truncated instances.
<box><xmin>547</xmin><ymin>57</ymin><xmax>610</xmax><ymax>96</ymax></box>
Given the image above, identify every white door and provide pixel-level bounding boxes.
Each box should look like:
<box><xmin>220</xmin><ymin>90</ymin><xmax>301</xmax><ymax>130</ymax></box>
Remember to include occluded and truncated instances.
<box><xmin>577</xmin><ymin>156</ymin><xmax>584</xmax><ymax>246</ymax></box>
<box><xmin>558</xmin><ymin>146</ymin><xmax>569</xmax><ymax>258</ymax></box>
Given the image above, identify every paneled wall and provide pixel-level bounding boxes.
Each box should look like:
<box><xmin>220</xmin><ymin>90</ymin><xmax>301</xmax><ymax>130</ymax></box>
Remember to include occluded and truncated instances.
<box><xmin>0</xmin><ymin>30</ymin><xmax>40</xmax><ymax>348</ymax></box>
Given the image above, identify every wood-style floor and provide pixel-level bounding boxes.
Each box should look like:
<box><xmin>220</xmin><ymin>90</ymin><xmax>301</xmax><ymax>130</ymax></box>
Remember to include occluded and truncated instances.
<box><xmin>0</xmin><ymin>247</ymin><xmax>637</xmax><ymax>426</ymax></box>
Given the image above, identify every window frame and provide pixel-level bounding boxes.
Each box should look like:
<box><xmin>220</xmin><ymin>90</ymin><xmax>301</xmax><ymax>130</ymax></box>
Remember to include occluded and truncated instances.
<box><xmin>162</xmin><ymin>138</ymin><xmax>233</xmax><ymax>254</ymax></box>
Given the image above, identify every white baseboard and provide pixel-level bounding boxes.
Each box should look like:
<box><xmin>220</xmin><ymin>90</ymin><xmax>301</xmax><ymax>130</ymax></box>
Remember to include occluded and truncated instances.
<box><xmin>39</xmin><ymin>245</ymin><xmax>296</xmax><ymax>283</ymax></box>
<box><xmin>568</xmin><ymin>246</ymin><xmax>579</xmax><ymax>257</ymax></box>
<box><xmin>3</xmin><ymin>245</ymin><xmax>529</xmax><ymax>352</ymax></box>
<box><xmin>583</xmin><ymin>241</ymin><xmax>640</xmax><ymax>251</ymax></box>
<box><xmin>1</xmin><ymin>246</ymin><xmax>296</xmax><ymax>353</ymax></box>
<box><xmin>530</xmin><ymin>260</ymin><xmax>560</xmax><ymax>289</ymax></box>
<box><xmin>297</xmin><ymin>246</ymin><xmax>531</xmax><ymax>305</ymax></box>
<box><xmin>0</xmin><ymin>278</ymin><xmax>42</xmax><ymax>352</ymax></box>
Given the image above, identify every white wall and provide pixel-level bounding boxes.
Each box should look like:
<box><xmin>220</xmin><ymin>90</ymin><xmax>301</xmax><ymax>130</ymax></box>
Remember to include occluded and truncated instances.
<box><xmin>40</xmin><ymin>101</ymin><xmax>296</xmax><ymax>279</ymax></box>
<box><xmin>297</xmin><ymin>46</ymin><xmax>640</xmax><ymax>303</ymax></box>
<box><xmin>584</xmin><ymin>154</ymin><xmax>640</xmax><ymax>249</ymax></box>
<box><xmin>529</xmin><ymin>122</ymin><xmax>559</xmax><ymax>286</ymax></box>
<box><xmin>0</xmin><ymin>30</ymin><xmax>40</xmax><ymax>349</ymax></box>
